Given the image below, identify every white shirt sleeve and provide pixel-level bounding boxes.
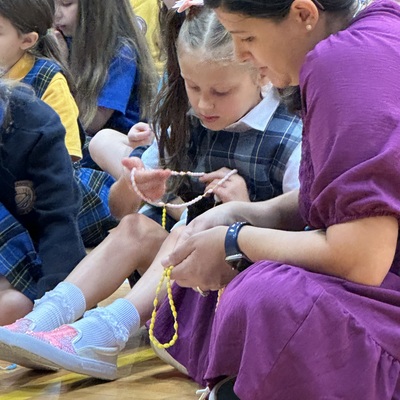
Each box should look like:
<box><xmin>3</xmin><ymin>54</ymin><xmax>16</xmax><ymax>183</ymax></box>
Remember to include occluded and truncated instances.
<box><xmin>282</xmin><ymin>142</ymin><xmax>301</xmax><ymax>193</ymax></box>
<box><xmin>140</xmin><ymin>139</ymin><xmax>160</xmax><ymax>170</ymax></box>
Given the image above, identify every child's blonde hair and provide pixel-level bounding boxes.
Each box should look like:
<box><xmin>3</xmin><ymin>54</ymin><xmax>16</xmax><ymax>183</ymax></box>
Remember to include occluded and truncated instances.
<box><xmin>70</xmin><ymin>0</ymin><xmax>158</xmax><ymax>128</ymax></box>
<box><xmin>154</xmin><ymin>7</ymin><xmax>256</xmax><ymax>172</ymax></box>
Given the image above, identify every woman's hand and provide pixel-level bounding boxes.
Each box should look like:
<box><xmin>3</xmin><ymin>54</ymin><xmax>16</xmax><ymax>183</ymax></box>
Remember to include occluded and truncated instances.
<box><xmin>162</xmin><ymin>226</ymin><xmax>238</xmax><ymax>290</ymax></box>
<box><xmin>200</xmin><ymin>167</ymin><xmax>250</xmax><ymax>203</ymax></box>
<box><xmin>127</xmin><ymin>122</ymin><xmax>154</xmax><ymax>149</ymax></box>
<box><xmin>121</xmin><ymin>157</ymin><xmax>171</xmax><ymax>202</ymax></box>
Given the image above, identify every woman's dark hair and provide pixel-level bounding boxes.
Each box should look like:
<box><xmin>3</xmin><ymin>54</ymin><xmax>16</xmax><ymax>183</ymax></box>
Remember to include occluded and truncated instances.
<box><xmin>203</xmin><ymin>0</ymin><xmax>358</xmax><ymax>113</ymax></box>
<box><xmin>204</xmin><ymin>0</ymin><xmax>357</xmax><ymax>19</ymax></box>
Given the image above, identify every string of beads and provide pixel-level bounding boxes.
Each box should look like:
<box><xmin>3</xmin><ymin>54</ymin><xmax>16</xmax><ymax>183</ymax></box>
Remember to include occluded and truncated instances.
<box><xmin>130</xmin><ymin>167</ymin><xmax>237</xmax><ymax>349</ymax></box>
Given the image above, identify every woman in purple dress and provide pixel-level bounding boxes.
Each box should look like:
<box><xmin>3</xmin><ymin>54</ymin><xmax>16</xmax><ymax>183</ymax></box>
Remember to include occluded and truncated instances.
<box><xmin>156</xmin><ymin>0</ymin><xmax>400</xmax><ymax>398</ymax></box>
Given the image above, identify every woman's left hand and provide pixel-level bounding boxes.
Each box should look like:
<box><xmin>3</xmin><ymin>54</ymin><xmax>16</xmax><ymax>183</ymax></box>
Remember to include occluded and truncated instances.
<box><xmin>200</xmin><ymin>167</ymin><xmax>250</xmax><ymax>203</ymax></box>
<box><xmin>162</xmin><ymin>226</ymin><xmax>238</xmax><ymax>291</ymax></box>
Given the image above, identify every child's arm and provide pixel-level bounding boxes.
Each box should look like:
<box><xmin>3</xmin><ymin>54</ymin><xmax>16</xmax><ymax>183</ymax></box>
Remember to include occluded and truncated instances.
<box><xmin>86</xmin><ymin>106</ymin><xmax>114</xmax><ymax>135</ymax></box>
<box><xmin>86</xmin><ymin>44</ymin><xmax>139</xmax><ymax>135</ymax></box>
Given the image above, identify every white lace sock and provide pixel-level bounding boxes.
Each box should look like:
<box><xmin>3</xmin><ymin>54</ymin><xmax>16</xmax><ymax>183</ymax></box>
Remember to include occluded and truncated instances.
<box><xmin>24</xmin><ymin>282</ymin><xmax>86</xmax><ymax>332</ymax></box>
<box><xmin>70</xmin><ymin>298</ymin><xmax>140</xmax><ymax>351</ymax></box>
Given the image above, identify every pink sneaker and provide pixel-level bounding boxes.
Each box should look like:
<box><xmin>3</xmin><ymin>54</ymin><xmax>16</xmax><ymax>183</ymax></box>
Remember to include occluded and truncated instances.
<box><xmin>0</xmin><ymin>319</ymin><xmax>58</xmax><ymax>371</ymax></box>
<box><xmin>0</xmin><ymin>325</ymin><xmax>119</xmax><ymax>380</ymax></box>
<box><xmin>2</xmin><ymin>318</ymin><xmax>36</xmax><ymax>333</ymax></box>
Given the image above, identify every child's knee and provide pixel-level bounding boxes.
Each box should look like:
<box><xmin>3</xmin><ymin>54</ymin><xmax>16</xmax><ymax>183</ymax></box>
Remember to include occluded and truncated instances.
<box><xmin>88</xmin><ymin>129</ymin><xmax>115</xmax><ymax>158</ymax></box>
<box><xmin>117</xmin><ymin>213</ymin><xmax>165</xmax><ymax>240</ymax></box>
<box><xmin>0</xmin><ymin>289</ymin><xmax>33</xmax><ymax>325</ymax></box>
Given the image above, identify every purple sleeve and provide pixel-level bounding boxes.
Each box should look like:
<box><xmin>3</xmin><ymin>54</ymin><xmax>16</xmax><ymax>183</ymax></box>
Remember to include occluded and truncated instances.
<box><xmin>299</xmin><ymin>4</ymin><xmax>400</xmax><ymax>229</ymax></box>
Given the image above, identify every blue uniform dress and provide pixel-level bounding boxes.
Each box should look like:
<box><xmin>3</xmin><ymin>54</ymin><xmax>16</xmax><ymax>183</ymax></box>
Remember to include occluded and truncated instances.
<box><xmin>0</xmin><ymin>86</ymin><xmax>86</xmax><ymax>300</ymax></box>
<box><xmin>98</xmin><ymin>43</ymin><xmax>141</xmax><ymax>134</ymax></box>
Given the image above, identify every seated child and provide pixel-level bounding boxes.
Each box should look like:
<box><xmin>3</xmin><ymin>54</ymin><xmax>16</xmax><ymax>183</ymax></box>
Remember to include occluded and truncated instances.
<box><xmin>0</xmin><ymin>80</ymin><xmax>86</xmax><ymax>324</ymax></box>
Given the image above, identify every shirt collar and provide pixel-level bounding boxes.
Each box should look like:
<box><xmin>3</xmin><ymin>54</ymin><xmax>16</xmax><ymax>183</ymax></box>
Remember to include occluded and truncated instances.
<box><xmin>5</xmin><ymin>53</ymin><xmax>35</xmax><ymax>81</ymax></box>
<box><xmin>224</xmin><ymin>84</ymin><xmax>280</xmax><ymax>132</ymax></box>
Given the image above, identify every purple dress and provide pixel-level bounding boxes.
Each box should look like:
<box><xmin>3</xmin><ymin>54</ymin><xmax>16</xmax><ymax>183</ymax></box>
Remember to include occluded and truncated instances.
<box><xmin>154</xmin><ymin>1</ymin><xmax>400</xmax><ymax>398</ymax></box>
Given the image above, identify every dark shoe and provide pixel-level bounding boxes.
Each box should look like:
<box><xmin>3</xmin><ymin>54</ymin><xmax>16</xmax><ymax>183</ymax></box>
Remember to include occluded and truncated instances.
<box><xmin>209</xmin><ymin>377</ymin><xmax>240</xmax><ymax>400</ymax></box>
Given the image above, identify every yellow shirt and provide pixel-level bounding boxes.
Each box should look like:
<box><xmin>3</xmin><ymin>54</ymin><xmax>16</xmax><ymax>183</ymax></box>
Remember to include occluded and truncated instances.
<box><xmin>130</xmin><ymin>0</ymin><xmax>164</xmax><ymax>75</ymax></box>
<box><xmin>6</xmin><ymin>53</ymin><xmax>82</xmax><ymax>160</ymax></box>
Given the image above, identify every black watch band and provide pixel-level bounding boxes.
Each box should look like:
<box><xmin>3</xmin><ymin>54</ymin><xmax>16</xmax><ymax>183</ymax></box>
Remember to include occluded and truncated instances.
<box><xmin>224</xmin><ymin>222</ymin><xmax>253</xmax><ymax>272</ymax></box>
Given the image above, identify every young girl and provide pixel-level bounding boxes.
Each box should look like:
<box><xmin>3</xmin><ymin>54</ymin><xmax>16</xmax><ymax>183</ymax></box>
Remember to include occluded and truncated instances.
<box><xmin>0</xmin><ymin>0</ymin><xmax>119</xmax><ymax>248</ymax></box>
<box><xmin>0</xmin><ymin>0</ymin><xmax>82</xmax><ymax>161</ymax></box>
<box><xmin>54</xmin><ymin>0</ymin><xmax>158</xmax><ymax>135</ymax></box>
<box><xmin>0</xmin><ymin>6</ymin><xmax>302</xmax><ymax>380</ymax></box>
<box><xmin>0</xmin><ymin>79</ymin><xmax>86</xmax><ymax>325</ymax></box>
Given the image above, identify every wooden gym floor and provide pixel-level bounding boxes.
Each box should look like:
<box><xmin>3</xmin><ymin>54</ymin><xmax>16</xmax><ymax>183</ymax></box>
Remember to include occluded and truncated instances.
<box><xmin>0</xmin><ymin>282</ymin><xmax>200</xmax><ymax>399</ymax></box>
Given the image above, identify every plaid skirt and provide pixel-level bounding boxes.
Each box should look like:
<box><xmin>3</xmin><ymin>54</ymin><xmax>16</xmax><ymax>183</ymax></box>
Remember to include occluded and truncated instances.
<box><xmin>0</xmin><ymin>203</ymin><xmax>41</xmax><ymax>300</ymax></box>
<box><xmin>0</xmin><ymin>166</ymin><xmax>117</xmax><ymax>300</ymax></box>
<box><xmin>74</xmin><ymin>165</ymin><xmax>118</xmax><ymax>247</ymax></box>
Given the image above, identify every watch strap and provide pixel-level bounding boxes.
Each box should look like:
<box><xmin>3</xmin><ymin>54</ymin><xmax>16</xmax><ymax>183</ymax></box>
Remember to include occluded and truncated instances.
<box><xmin>224</xmin><ymin>221</ymin><xmax>251</xmax><ymax>259</ymax></box>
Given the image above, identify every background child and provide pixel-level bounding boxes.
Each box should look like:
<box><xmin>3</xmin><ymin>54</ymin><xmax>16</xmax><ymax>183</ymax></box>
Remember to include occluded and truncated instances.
<box><xmin>0</xmin><ymin>0</ymin><xmax>81</xmax><ymax>160</ymax></box>
<box><xmin>0</xmin><ymin>6</ymin><xmax>302</xmax><ymax>380</ymax></box>
<box><xmin>130</xmin><ymin>0</ymin><xmax>165</xmax><ymax>75</ymax></box>
<box><xmin>54</xmin><ymin>0</ymin><xmax>158</xmax><ymax>135</ymax></box>
<box><xmin>0</xmin><ymin>0</ymin><xmax>117</xmax><ymax>247</ymax></box>
<box><xmin>0</xmin><ymin>80</ymin><xmax>86</xmax><ymax>325</ymax></box>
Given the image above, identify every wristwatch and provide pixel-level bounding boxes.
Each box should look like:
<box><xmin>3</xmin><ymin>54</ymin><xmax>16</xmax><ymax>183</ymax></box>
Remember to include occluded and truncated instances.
<box><xmin>224</xmin><ymin>222</ymin><xmax>253</xmax><ymax>272</ymax></box>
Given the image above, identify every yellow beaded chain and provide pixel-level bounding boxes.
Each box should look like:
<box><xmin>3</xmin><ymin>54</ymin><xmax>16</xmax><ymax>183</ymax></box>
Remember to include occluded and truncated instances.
<box><xmin>132</xmin><ymin>171</ymin><xmax>238</xmax><ymax>349</ymax></box>
<box><xmin>148</xmin><ymin>207</ymin><xmax>179</xmax><ymax>349</ymax></box>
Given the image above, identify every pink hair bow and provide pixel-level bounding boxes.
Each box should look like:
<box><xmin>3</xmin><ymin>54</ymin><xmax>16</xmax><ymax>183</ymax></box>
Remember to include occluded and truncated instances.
<box><xmin>172</xmin><ymin>0</ymin><xmax>204</xmax><ymax>13</ymax></box>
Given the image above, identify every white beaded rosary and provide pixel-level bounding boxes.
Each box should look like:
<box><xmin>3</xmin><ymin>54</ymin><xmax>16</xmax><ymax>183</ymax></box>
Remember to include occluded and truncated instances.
<box><xmin>130</xmin><ymin>168</ymin><xmax>237</xmax><ymax>209</ymax></box>
<box><xmin>130</xmin><ymin>167</ymin><xmax>237</xmax><ymax>349</ymax></box>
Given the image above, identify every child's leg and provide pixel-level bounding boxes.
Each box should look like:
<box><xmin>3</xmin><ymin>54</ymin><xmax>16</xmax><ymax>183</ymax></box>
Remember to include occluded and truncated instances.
<box><xmin>0</xmin><ymin>226</ymin><xmax>185</xmax><ymax>379</ymax></box>
<box><xmin>88</xmin><ymin>129</ymin><xmax>133</xmax><ymax>179</ymax></box>
<box><xmin>123</xmin><ymin>224</ymin><xmax>184</xmax><ymax>325</ymax></box>
<box><xmin>0</xmin><ymin>277</ymin><xmax>33</xmax><ymax>325</ymax></box>
<box><xmin>66</xmin><ymin>213</ymin><xmax>170</xmax><ymax>311</ymax></box>
<box><xmin>0</xmin><ymin>204</ymin><xmax>41</xmax><ymax>324</ymax></box>
<box><xmin>5</xmin><ymin>214</ymin><xmax>168</xmax><ymax>332</ymax></box>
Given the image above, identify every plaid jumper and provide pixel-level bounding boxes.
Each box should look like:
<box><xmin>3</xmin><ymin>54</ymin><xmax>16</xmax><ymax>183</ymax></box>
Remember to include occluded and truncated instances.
<box><xmin>179</xmin><ymin>103</ymin><xmax>302</xmax><ymax>221</ymax></box>
<box><xmin>21</xmin><ymin>58</ymin><xmax>118</xmax><ymax>247</ymax></box>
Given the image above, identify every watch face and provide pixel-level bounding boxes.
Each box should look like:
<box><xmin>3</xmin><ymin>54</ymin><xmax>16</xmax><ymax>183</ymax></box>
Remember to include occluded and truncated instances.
<box><xmin>225</xmin><ymin>254</ymin><xmax>253</xmax><ymax>272</ymax></box>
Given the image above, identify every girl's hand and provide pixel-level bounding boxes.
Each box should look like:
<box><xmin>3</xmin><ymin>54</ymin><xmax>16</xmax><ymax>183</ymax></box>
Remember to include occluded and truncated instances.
<box><xmin>53</xmin><ymin>29</ymin><xmax>69</xmax><ymax>63</ymax></box>
<box><xmin>200</xmin><ymin>168</ymin><xmax>250</xmax><ymax>203</ymax></box>
<box><xmin>121</xmin><ymin>157</ymin><xmax>171</xmax><ymax>202</ymax></box>
<box><xmin>163</xmin><ymin>226</ymin><xmax>238</xmax><ymax>290</ymax></box>
<box><xmin>127</xmin><ymin>122</ymin><xmax>154</xmax><ymax>149</ymax></box>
